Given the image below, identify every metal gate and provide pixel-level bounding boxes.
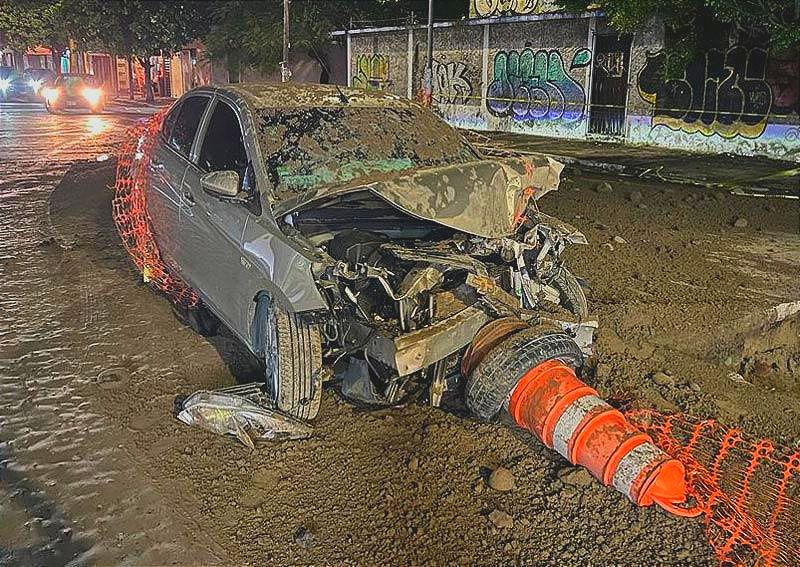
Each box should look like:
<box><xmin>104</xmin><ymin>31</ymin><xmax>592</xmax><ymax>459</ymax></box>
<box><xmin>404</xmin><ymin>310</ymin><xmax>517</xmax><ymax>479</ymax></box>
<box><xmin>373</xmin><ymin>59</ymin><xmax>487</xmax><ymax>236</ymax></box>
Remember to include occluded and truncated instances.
<box><xmin>588</xmin><ymin>35</ymin><xmax>633</xmax><ymax>137</ymax></box>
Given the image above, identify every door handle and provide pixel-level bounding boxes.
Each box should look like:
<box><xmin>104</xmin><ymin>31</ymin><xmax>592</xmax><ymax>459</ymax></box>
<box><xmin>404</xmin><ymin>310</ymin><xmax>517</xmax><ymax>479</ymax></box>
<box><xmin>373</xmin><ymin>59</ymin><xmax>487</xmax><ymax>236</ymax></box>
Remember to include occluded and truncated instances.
<box><xmin>183</xmin><ymin>191</ymin><xmax>196</xmax><ymax>205</ymax></box>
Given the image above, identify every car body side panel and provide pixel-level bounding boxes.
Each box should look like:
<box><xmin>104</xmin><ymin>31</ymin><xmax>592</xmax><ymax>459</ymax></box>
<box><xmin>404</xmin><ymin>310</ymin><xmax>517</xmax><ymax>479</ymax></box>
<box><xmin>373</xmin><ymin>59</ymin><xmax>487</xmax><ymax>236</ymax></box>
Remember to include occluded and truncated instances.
<box><xmin>147</xmin><ymin>140</ymin><xmax>187</xmax><ymax>272</ymax></box>
<box><xmin>180</xmin><ymin>162</ymin><xmax>249</xmax><ymax>313</ymax></box>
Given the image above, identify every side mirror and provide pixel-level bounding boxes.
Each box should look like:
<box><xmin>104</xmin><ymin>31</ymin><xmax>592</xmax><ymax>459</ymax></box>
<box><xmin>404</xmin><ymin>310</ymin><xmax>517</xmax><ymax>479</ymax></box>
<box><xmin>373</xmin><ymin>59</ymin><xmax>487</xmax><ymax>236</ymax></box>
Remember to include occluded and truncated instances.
<box><xmin>200</xmin><ymin>170</ymin><xmax>240</xmax><ymax>198</ymax></box>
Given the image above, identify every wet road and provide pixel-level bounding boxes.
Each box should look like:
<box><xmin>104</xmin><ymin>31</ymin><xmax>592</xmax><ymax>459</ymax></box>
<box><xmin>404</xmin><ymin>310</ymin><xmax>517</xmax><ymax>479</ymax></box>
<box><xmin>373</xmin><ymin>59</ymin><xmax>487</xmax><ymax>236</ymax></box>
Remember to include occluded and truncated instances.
<box><xmin>0</xmin><ymin>103</ymin><xmax>222</xmax><ymax>566</ymax></box>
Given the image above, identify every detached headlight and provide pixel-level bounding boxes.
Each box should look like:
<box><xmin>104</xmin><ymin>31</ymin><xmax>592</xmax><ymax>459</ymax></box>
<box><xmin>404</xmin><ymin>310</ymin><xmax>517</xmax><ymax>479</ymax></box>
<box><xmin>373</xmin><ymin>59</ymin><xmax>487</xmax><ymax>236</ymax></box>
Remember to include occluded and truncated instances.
<box><xmin>0</xmin><ymin>78</ymin><xmax>10</xmax><ymax>92</ymax></box>
<box><xmin>28</xmin><ymin>79</ymin><xmax>43</xmax><ymax>94</ymax></box>
<box><xmin>82</xmin><ymin>87</ymin><xmax>103</xmax><ymax>106</ymax></box>
<box><xmin>42</xmin><ymin>87</ymin><xmax>60</xmax><ymax>104</ymax></box>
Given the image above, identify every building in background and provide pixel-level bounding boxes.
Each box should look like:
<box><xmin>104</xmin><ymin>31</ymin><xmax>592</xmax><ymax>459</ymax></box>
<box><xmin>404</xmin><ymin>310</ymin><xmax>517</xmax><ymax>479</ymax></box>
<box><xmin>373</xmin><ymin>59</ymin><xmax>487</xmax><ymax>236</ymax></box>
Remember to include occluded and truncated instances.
<box><xmin>335</xmin><ymin>0</ymin><xmax>800</xmax><ymax>162</ymax></box>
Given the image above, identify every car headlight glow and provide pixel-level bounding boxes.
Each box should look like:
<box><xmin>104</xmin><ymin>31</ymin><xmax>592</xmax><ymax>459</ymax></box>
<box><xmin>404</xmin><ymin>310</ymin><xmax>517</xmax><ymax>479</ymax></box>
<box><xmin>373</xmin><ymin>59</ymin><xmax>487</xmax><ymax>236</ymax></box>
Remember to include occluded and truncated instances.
<box><xmin>28</xmin><ymin>79</ymin><xmax>44</xmax><ymax>94</ymax></box>
<box><xmin>82</xmin><ymin>87</ymin><xmax>103</xmax><ymax>106</ymax></box>
<box><xmin>0</xmin><ymin>78</ymin><xmax>10</xmax><ymax>92</ymax></box>
<box><xmin>42</xmin><ymin>87</ymin><xmax>60</xmax><ymax>104</ymax></box>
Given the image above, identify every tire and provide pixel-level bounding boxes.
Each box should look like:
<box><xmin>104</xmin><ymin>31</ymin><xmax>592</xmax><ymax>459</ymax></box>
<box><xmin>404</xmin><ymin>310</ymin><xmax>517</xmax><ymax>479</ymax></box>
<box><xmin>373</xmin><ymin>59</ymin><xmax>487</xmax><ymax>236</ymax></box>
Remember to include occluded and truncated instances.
<box><xmin>264</xmin><ymin>309</ymin><xmax>323</xmax><ymax>421</ymax></box>
<box><xmin>465</xmin><ymin>326</ymin><xmax>584</xmax><ymax>421</ymax></box>
<box><xmin>550</xmin><ymin>267</ymin><xmax>588</xmax><ymax>320</ymax></box>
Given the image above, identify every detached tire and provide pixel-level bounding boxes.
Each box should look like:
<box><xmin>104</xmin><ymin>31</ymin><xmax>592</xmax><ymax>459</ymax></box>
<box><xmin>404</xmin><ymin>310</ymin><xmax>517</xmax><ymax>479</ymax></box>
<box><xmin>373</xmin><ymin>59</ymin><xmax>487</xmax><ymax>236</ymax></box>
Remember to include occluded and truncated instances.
<box><xmin>465</xmin><ymin>327</ymin><xmax>584</xmax><ymax>421</ymax></box>
<box><xmin>264</xmin><ymin>310</ymin><xmax>323</xmax><ymax>421</ymax></box>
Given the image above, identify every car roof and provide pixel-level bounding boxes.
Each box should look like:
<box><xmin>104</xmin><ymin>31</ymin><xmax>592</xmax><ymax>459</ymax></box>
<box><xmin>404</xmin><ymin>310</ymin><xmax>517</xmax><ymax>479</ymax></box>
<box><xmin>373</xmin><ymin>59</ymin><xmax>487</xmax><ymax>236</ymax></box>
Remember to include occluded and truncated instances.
<box><xmin>203</xmin><ymin>83</ymin><xmax>416</xmax><ymax>110</ymax></box>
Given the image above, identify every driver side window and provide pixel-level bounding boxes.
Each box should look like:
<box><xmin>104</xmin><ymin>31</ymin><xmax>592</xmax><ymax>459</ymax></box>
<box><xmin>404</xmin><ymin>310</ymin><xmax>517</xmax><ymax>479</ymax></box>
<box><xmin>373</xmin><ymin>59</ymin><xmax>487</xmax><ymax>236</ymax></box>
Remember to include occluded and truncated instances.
<box><xmin>199</xmin><ymin>101</ymin><xmax>248</xmax><ymax>176</ymax></box>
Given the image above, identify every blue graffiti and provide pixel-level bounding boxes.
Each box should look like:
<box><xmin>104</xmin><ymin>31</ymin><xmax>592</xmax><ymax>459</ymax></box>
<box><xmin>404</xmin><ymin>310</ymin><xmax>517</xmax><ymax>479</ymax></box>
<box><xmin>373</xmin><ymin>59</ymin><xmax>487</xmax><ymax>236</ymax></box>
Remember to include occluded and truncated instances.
<box><xmin>487</xmin><ymin>48</ymin><xmax>590</xmax><ymax>123</ymax></box>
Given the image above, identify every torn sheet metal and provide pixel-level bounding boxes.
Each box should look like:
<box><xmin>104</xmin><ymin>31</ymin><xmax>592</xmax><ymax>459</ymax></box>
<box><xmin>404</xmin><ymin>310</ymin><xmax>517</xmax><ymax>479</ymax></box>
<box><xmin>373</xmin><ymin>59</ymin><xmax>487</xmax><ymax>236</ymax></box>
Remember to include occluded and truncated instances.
<box><xmin>175</xmin><ymin>383</ymin><xmax>312</xmax><ymax>449</ymax></box>
<box><xmin>548</xmin><ymin>319</ymin><xmax>599</xmax><ymax>357</ymax></box>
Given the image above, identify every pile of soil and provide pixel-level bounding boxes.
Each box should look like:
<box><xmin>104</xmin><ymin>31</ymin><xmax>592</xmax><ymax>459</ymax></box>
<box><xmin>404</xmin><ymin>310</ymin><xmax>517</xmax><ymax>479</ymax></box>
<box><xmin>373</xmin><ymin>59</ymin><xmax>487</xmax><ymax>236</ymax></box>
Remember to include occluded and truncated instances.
<box><xmin>39</xmin><ymin>159</ymin><xmax>799</xmax><ymax>565</ymax></box>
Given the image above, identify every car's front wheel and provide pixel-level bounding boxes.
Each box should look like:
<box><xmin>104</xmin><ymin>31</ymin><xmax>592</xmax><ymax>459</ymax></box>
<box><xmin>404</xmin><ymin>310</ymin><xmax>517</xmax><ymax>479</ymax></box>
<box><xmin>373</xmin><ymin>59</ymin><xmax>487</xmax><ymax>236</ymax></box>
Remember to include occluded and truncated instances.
<box><xmin>261</xmin><ymin>307</ymin><xmax>323</xmax><ymax>421</ymax></box>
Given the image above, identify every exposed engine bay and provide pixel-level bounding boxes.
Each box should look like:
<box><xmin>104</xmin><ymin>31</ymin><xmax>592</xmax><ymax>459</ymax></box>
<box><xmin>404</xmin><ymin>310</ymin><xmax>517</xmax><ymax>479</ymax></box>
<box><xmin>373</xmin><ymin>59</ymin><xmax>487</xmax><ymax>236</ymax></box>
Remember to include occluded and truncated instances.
<box><xmin>283</xmin><ymin>182</ymin><xmax>593</xmax><ymax>407</ymax></box>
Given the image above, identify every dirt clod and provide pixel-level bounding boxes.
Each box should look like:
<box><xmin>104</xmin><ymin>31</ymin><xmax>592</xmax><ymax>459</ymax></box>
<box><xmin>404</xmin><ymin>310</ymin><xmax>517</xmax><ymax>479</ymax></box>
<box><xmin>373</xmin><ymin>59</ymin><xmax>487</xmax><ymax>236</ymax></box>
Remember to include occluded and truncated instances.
<box><xmin>408</xmin><ymin>456</ymin><xmax>419</xmax><ymax>471</ymax></box>
<box><xmin>733</xmin><ymin>217</ymin><xmax>748</xmax><ymax>228</ymax></box>
<box><xmin>628</xmin><ymin>190</ymin><xmax>643</xmax><ymax>202</ymax></box>
<box><xmin>651</xmin><ymin>371</ymin><xmax>674</xmax><ymax>386</ymax></box>
<box><xmin>595</xmin><ymin>182</ymin><xmax>613</xmax><ymax>193</ymax></box>
<box><xmin>294</xmin><ymin>526</ymin><xmax>315</xmax><ymax>549</ymax></box>
<box><xmin>488</xmin><ymin>467</ymin><xmax>515</xmax><ymax>492</ymax></box>
<box><xmin>488</xmin><ymin>509</ymin><xmax>514</xmax><ymax>530</ymax></box>
<box><xmin>557</xmin><ymin>467</ymin><xmax>594</xmax><ymax>488</ymax></box>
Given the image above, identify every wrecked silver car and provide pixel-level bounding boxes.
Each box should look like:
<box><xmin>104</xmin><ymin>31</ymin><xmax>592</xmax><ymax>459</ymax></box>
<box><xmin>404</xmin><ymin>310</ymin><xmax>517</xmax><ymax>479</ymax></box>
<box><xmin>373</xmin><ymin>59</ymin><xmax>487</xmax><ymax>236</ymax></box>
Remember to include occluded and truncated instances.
<box><xmin>142</xmin><ymin>84</ymin><xmax>588</xmax><ymax>420</ymax></box>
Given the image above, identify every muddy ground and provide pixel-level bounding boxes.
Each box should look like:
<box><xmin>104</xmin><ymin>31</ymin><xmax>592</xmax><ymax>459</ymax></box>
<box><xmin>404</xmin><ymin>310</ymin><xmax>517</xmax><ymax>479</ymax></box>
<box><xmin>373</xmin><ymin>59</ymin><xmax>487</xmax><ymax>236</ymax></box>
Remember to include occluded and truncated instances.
<box><xmin>2</xmin><ymin>117</ymin><xmax>799</xmax><ymax>565</ymax></box>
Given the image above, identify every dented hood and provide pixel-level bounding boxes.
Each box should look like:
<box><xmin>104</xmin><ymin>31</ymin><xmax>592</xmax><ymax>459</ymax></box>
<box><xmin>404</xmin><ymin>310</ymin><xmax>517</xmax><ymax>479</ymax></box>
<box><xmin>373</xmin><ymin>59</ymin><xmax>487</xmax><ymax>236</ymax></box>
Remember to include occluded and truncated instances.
<box><xmin>276</xmin><ymin>156</ymin><xmax>564</xmax><ymax>239</ymax></box>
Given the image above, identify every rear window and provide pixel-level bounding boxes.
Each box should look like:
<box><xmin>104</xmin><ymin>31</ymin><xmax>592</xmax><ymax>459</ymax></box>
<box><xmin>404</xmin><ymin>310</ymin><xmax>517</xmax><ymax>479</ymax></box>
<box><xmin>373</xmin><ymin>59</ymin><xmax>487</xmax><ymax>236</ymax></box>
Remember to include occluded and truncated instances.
<box><xmin>255</xmin><ymin>105</ymin><xmax>477</xmax><ymax>197</ymax></box>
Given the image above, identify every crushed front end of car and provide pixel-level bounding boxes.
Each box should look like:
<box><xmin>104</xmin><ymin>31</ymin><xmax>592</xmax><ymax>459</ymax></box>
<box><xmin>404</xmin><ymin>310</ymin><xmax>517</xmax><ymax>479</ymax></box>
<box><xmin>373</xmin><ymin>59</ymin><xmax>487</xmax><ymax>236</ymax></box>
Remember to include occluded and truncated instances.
<box><xmin>278</xmin><ymin>154</ymin><xmax>592</xmax><ymax>407</ymax></box>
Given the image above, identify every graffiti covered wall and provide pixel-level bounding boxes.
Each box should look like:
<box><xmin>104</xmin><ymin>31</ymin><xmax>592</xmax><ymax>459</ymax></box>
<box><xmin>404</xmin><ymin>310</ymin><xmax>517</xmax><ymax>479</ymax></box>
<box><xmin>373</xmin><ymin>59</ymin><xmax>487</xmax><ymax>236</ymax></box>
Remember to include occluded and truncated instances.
<box><xmin>348</xmin><ymin>15</ymin><xmax>800</xmax><ymax>162</ymax></box>
<box><xmin>627</xmin><ymin>35</ymin><xmax>800</xmax><ymax>160</ymax></box>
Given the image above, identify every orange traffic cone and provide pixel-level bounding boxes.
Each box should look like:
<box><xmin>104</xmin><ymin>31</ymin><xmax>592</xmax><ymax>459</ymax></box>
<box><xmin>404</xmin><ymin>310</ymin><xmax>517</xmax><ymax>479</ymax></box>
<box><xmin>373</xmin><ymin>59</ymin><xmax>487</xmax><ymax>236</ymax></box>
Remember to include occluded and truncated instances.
<box><xmin>507</xmin><ymin>359</ymin><xmax>700</xmax><ymax>516</ymax></box>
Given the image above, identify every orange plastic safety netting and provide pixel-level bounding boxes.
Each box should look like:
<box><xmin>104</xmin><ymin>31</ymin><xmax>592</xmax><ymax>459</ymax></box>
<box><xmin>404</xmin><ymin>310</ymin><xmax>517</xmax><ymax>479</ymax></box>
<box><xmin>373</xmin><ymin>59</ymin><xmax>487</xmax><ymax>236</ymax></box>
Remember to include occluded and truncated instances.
<box><xmin>112</xmin><ymin>112</ymin><xmax>199</xmax><ymax>307</ymax></box>
<box><xmin>627</xmin><ymin>410</ymin><xmax>800</xmax><ymax>567</ymax></box>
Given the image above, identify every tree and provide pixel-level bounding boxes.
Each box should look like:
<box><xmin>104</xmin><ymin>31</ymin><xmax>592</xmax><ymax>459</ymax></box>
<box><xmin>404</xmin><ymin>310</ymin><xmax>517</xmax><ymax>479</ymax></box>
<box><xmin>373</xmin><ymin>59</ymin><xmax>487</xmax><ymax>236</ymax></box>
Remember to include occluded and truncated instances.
<box><xmin>0</xmin><ymin>0</ymin><xmax>72</xmax><ymax>73</ymax></box>
<box><xmin>202</xmin><ymin>0</ymin><xmax>468</xmax><ymax>82</ymax></box>
<box><xmin>557</xmin><ymin>0</ymin><xmax>799</xmax><ymax>71</ymax></box>
<box><xmin>79</xmin><ymin>0</ymin><xmax>209</xmax><ymax>101</ymax></box>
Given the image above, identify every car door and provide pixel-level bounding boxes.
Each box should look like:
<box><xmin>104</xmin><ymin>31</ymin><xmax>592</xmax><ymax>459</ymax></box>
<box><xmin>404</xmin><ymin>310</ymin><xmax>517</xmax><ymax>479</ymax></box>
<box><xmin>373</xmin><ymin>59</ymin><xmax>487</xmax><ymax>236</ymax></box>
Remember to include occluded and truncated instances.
<box><xmin>147</xmin><ymin>94</ymin><xmax>211</xmax><ymax>275</ymax></box>
<box><xmin>179</xmin><ymin>96</ymin><xmax>259</xmax><ymax>340</ymax></box>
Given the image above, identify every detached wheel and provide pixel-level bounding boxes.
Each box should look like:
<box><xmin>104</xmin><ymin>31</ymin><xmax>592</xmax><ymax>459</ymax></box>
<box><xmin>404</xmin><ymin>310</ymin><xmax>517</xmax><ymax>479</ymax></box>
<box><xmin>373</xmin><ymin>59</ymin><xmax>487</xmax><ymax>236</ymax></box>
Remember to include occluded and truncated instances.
<box><xmin>465</xmin><ymin>326</ymin><xmax>584</xmax><ymax>421</ymax></box>
<box><xmin>259</xmin><ymin>304</ymin><xmax>323</xmax><ymax>421</ymax></box>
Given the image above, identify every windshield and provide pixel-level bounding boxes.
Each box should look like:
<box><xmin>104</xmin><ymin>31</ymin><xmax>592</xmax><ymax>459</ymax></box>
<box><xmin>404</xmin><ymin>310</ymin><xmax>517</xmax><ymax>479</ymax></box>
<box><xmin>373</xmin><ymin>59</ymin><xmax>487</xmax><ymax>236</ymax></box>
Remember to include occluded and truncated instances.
<box><xmin>56</xmin><ymin>75</ymin><xmax>99</xmax><ymax>88</ymax></box>
<box><xmin>255</xmin><ymin>105</ymin><xmax>478</xmax><ymax>197</ymax></box>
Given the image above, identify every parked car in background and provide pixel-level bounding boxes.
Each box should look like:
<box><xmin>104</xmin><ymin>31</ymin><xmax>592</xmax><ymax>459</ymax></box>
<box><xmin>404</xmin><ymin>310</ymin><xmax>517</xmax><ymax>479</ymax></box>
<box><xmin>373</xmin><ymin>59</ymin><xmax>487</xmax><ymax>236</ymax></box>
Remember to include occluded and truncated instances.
<box><xmin>42</xmin><ymin>73</ymin><xmax>105</xmax><ymax>113</ymax></box>
<box><xmin>18</xmin><ymin>68</ymin><xmax>56</xmax><ymax>101</ymax></box>
<box><xmin>0</xmin><ymin>66</ymin><xmax>19</xmax><ymax>101</ymax></box>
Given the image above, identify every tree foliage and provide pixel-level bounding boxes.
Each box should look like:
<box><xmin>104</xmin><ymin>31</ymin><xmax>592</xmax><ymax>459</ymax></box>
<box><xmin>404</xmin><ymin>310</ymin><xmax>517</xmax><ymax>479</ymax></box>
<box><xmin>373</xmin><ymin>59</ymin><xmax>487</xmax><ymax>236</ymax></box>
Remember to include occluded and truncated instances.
<box><xmin>203</xmin><ymin>0</ymin><xmax>468</xmax><ymax>80</ymax></box>
<box><xmin>558</xmin><ymin>0</ymin><xmax>799</xmax><ymax>55</ymax></box>
<box><xmin>0</xmin><ymin>0</ymin><xmax>78</xmax><ymax>70</ymax></box>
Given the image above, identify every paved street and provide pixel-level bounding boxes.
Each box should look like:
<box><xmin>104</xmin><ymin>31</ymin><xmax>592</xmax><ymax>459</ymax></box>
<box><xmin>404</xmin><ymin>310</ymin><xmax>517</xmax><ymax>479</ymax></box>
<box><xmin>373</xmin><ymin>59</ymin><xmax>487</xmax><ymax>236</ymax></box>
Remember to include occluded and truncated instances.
<box><xmin>0</xmin><ymin>101</ymin><xmax>798</xmax><ymax>566</ymax></box>
<box><xmin>0</xmin><ymin>102</ymin><xmax>223</xmax><ymax>566</ymax></box>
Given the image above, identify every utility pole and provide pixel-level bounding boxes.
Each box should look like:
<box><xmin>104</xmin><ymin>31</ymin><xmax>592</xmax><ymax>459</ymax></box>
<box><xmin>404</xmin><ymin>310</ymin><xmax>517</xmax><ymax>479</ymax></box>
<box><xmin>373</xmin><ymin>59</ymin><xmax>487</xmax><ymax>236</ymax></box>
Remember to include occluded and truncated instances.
<box><xmin>421</xmin><ymin>0</ymin><xmax>434</xmax><ymax>107</ymax></box>
<box><xmin>281</xmin><ymin>0</ymin><xmax>292</xmax><ymax>82</ymax></box>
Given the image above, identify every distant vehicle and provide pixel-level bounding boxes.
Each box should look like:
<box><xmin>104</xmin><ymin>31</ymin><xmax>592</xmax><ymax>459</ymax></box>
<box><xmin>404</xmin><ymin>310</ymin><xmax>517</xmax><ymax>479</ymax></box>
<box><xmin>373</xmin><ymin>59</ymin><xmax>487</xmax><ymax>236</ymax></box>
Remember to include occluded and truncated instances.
<box><xmin>42</xmin><ymin>73</ymin><xmax>105</xmax><ymax>113</ymax></box>
<box><xmin>123</xmin><ymin>84</ymin><xmax>588</xmax><ymax>421</ymax></box>
<box><xmin>18</xmin><ymin>68</ymin><xmax>56</xmax><ymax>100</ymax></box>
<box><xmin>0</xmin><ymin>66</ymin><xmax>19</xmax><ymax>101</ymax></box>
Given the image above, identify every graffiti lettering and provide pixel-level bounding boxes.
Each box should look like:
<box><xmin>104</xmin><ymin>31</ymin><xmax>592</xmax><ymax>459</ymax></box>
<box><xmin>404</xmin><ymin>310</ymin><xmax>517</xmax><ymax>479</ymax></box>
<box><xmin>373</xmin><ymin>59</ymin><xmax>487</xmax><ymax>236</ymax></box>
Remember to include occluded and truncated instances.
<box><xmin>487</xmin><ymin>48</ymin><xmax>591</xmax><ymax>124</ymax></box>
<box><xmin>470</xmin><ymin>0</ymin><xmax>537</xmax><ymax>18</ymax></box>
<box><xmin>638</xmin><ymin>47</ymin><xmax>773</xmax><ymax>139</ymax></box>
<box><xmin>353</xmin><ymin>54</ymin><xmax>389</xmax><ymax>91</ymax></box>
<box><xmin>433</xmin><ymin>60</ymin><xmax>474</xmax><ymax>105</ymax></box>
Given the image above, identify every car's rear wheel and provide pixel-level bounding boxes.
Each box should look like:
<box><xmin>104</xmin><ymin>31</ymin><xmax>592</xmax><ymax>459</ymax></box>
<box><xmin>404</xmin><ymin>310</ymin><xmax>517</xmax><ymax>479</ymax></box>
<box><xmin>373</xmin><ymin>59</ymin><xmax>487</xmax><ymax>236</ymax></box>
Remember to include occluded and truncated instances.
<box><xmin>263</xmin><ymin>308</ymin><xmax>323</xmax><ymax>421</ymax></box>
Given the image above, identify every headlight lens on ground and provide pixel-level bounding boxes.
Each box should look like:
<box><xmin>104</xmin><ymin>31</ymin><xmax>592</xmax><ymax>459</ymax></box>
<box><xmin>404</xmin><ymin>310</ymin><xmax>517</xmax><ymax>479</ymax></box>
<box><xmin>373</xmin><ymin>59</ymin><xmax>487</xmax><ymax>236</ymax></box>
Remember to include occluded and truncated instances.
<box><xmin>42</xmin><ymin>87</ymin><xmax>60</xmax><ymax>104</ymax></box>
<box><xmin>0</xmin><ymin>78</ymin><xmax>10</xmax><ymax>92</ymax></box>
<box><xmin>82</xmin><ymin>87</ymin><xmax>103</xmax><ymax>107</ymax></box>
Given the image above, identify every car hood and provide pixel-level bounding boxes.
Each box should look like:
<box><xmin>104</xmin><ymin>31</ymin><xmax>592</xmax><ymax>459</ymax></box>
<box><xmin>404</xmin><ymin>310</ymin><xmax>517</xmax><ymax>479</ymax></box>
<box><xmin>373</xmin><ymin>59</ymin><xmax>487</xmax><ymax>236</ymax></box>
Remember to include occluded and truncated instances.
<box><xmin>274</xmin><ymin>155</ymin><xmax>564</xmax><ymax>239</ymax></box>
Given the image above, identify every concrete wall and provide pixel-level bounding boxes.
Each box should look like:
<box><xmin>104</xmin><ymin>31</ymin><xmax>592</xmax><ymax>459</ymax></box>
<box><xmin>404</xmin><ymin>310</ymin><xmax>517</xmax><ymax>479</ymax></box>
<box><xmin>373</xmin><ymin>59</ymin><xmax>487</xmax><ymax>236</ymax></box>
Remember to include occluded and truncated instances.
<box><xmin>345</xmin><ymin>14</ymin><xmax>800</xmax><ymax>163</ymax></box>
